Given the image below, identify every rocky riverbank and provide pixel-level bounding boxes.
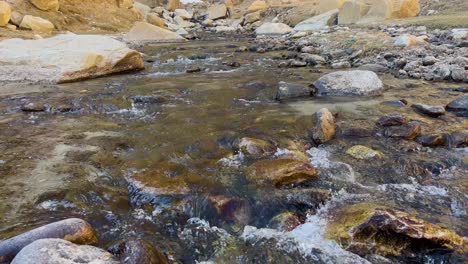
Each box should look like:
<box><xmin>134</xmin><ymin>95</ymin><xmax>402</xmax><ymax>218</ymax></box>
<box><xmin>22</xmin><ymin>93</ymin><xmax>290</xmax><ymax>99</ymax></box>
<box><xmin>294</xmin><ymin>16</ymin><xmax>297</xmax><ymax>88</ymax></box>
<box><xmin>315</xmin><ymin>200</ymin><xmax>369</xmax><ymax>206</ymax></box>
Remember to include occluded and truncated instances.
<box><xmin>0</xmin><ymin>0</ymin><xmax>467</xmax><ymax>263</ymax></box>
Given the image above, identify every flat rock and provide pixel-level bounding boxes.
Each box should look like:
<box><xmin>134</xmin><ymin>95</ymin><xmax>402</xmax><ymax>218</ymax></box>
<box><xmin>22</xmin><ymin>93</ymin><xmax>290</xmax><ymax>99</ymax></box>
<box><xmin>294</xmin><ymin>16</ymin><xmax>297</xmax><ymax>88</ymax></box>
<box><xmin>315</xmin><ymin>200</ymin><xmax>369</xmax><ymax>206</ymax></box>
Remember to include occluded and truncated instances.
<box><xmin>312</xmin><ymin>70</ymin><xmax>384</xmax><ymax>96</ymax></box>
<box><xmin>255</xmin><ymin>22</ymin><xmax>292</xmax><ymax>35</ymax></box>
<box><xmin>446</xmin><ymin>95</ymin><xmax>468</xmax><ymax>114</ymax></box>
<box><xmin>276</xmin><ymin>81</ymin><xmax>312</xmax><ymax>100</ymax></box>
<box><xmin>412</xmin><ymin>103</ymin><xmax>445</xmax><ymax>117</ymax></box>
<box><xmin>294</xmin><ymin>9</ymin><xmax>338</xmax><ymax>31</ymax></box>
<box><xmin>126</xmin><ymin>22</ymin><xmax>186</xmax><ymax>44</ymax></box>
<box><xmin>11</xmin><ymin>239</ymin><xmax>118</xmax><ymax>264</ymax></box>
<box><xmin>384</xmin><ymin>121</ymin><xmax>421</xmax><ymax>139</ymax></box>
<box><xmin>19</xmin><ymin>15</ymin><xmax>55</xmax><ymax>33</ymax></box>
<box><xmin>208</xmin><ymin>4</ymin><xmax>228</xmax><ymax>20</ymax></box>
<box><xmin>377</xmin><ymin>114</ymin><xmax>409</xmax><ymax>126</ymax></box>
<box><xmin>0</xmin><ymin>33</ymin><xmax>144</xmax><ymax>83</ymax></box>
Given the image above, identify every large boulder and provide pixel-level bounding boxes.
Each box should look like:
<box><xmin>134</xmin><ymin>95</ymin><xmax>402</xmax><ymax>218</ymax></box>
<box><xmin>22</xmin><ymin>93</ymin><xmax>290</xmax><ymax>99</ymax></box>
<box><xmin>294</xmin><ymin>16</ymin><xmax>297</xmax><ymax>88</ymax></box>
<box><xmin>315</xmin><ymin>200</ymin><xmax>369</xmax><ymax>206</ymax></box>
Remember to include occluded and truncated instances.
<box><xmin>0</xmin><ymin>1</ymin><xmax>11</xmax><ymax>26</ymax></box>
<box><xmin>312</xmin><ymin>70</ymin><xmax>384</xmax><ymax>96</ymax></box>
<box><xmin>400</xmin><ymin>0</ymin><xmax>420</xmax><ymax>17</ymax></box>
<box><xmin>327</xmin><ymin>205</ymin><xmax>467</xmax><ymax>257</ymax></box>
<box><xmin>11</xmin><ymin>239</ymin><xmax>118</xmax><ymax>264</ymax></box>
<box><xmin>338</xmin><ymin>0</ymin><xmax>371</xmax><ymax>24</ymax></box>
<box><xmin>0</xmin><ymin>33</ymin><xmax>145</xmax><ymax>83</ymax></box>
<box><xmin>317</xmin><ymin>0</ymin><xmax>346</xmax><ymax>13</ymax></box>
<box><xmin>294</xmin><ymin>9</ymin><xmax>338</xmax><ymax>31</ymax></box>
<box><xmin>312</xmin><ymin>108</ymin><xmax>336</xmax><ymax>144</ymax></box>
<box><xmin>19</xmin><ymin>15</ymin><xmax>55</xmax><ymax>33</ymax></box>
<box><xmin>255</xmin><ymin>22</ymin><xmax>292</xmax><ymax>35</ymax></box>
<box><xmin>30</xmin><ymin>0</ymin><xmax>59</xmax><ymax>11</ymax></box>
<box><xmin>247</xmin><ymin>0</ymin><xmax>269</xmax><ymax>13</ymax></box>
<box><xmin>167</xmin><ymin>0</ymin><xmax>182</xmax><ymax>11</ymax></box>
<box><xmin>359</xmin><ymin>0</ymin><xmax>420</xmax><ymax>23</ymax></box>
<box><xmin>126</xmin><ymin>22</ymin><xmax>185</xmax><ymax>44</ymax></box>
<box><xmin>0</xmin><ymin>218</ymin><xmax>97</xmax><ymax>263</ymax></box>
<box><xmin>147</xmin><ymin>13</ymin><xmax>165</xmax><ymax>28</ymax></box>
<box><xmin>208</xmin><ymin>4</ymin><xmax>228</xmax><ymax>20</ymax></box>
<box><xmin>134</xmin><ymin>2</ymin><xmax>151</xmax><ymax>18</ymax></box>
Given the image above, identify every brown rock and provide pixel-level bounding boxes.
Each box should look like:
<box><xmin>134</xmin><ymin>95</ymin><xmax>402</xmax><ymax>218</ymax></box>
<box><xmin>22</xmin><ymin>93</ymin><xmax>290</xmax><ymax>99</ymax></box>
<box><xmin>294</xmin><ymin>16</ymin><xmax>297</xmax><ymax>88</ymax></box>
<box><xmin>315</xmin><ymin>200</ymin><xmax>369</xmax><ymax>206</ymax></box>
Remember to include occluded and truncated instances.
<box><xmin>0</xmin><ymin>218</ymin><xmax>97</xmax><ymax>263</ymax></box>
<box><xmin>376</xmin><ymin>114</ymin><xmax>409</xmax><ymax>126</ymax></box>
<box><xmin>246</xmin><ymin>159</ymin><xmax>317</xmax><ymax>187</ymax></box>
<box><xmin>30</xmin><ymin>0</ymin><xmax>59</xmax><ymax>11</ymax></box>
<box><xmin>0</xmin><ymin>1</ymin><xmax>11</xmax><ymax>27</ymax></box>
<box><xmin>416</xmin><ymin>135</ymin><xmax>445</xmax><ymax>147</ymax></box>
<box><xmin>269</xmin><ymin>211</ymin><xmax>302</xmax><ymax>231</ymax></box>
<box><xmin>384</xmin><ymin>121</ymin><xmax>421</xmax><ymax>139</ymax></box>
<box><xmin>167</xmin><ymin>0</ymin><xmax>182</xmax><ymax>11</ymax></box>
<box><xmin>114</xmin><ymin>239</ymin><xmax>170</xmax><ymax>264</ymax></box>
<box><xmin>208</xmin><ymin>195</ymin><xmax>251</xmax><ymax>225</ymax></box>
<box><xmin>400</xmin><ymin>0</ymin><xmax>420</xmax><ymax>18</ymax></box>
<box><xmin>312</xmin><ymin>108</ymin><xmax>336</xmax><ymax>144</ymax></box>
<box><xmin>238</xmin><ymin>137</ymin><xmax>275</xmax><ymax>159</ymax></box>
<box><xmin>147</xmin><ymin>13</ymin><xmax>165</xmax><ymax>28</ymax></box>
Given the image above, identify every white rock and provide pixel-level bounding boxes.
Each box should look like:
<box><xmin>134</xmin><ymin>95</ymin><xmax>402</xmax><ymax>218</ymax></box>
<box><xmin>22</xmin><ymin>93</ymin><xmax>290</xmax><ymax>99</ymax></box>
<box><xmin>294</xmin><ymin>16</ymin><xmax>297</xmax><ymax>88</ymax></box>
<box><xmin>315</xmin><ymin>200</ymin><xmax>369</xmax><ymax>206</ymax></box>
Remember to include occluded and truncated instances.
<box><xmin>126</xmin><ymin>21</ymin><xmax>185</xmax><ymax>44</ymax></box>
<box><xmin>208</xmin><ymin>4</ymin><xmax>228</xmax><ymax>20</ymax></box>
<box><xmin>215</xmin><ymin>25</ymin><xmax>236</xmax><ymax>33</ymax></box>
<box><xmin>312</xmin><ymin>70</ymin><xmax>384</xmax><ymax>96</ymax></box>
<box><xmin>255</xmin><ymin>22</ymin><xmax>292</xmax><ymax>35</ymax></box>
<box><xmin>451</xmin><ymin>28</ymin><xmax>467</xmax><ymax>40</ymax></box>
<box><xmin>294</xmin><ymin>9</ymin><xmax>338</xmax><ymax>31</ymax></box>
<box><xmin>19</xmin><ymin>15</ymin><xmax>55</xmax><ymax>33</ymax></box>
<box><xmin>0</xmin><ymin>33</ymin><xmax>144</xmax><ymax>83</ymax></box>
<box><xmin>174</xmin><ymin>9</ymin><xmax>192</xmax><ymax>19</ymax></box>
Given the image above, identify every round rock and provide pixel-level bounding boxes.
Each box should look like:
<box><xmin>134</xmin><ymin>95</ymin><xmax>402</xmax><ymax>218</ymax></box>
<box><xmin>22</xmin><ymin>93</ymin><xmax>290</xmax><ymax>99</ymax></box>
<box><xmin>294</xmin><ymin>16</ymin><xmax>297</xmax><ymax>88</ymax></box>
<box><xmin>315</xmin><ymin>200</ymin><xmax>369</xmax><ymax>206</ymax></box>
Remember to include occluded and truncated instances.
<box><xmin>312</xmin><ymin>70</ymin><xmax>384</xmax><ymax>96</ymax></box>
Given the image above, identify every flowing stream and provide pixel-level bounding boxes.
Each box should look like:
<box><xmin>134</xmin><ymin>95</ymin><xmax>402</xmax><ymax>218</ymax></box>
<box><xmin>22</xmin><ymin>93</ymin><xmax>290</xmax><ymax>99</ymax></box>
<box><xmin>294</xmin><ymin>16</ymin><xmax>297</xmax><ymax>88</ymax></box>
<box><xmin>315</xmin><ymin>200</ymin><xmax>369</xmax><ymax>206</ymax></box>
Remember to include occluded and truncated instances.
<box><xmin>0</xmin><ymin>35</ymin><xmax>466</xmax><ymax>263</ymax></box>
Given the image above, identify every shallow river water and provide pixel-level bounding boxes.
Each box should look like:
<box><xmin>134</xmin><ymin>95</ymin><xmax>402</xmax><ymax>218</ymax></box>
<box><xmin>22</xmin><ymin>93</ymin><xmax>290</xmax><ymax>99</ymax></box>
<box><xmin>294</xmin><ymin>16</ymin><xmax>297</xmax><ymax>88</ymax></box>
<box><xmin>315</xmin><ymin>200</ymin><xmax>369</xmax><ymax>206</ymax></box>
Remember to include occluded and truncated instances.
<box><xmin>0</xmin><ymin>35</ymin><xmax>466</xmax><ymax>263</ymax></box>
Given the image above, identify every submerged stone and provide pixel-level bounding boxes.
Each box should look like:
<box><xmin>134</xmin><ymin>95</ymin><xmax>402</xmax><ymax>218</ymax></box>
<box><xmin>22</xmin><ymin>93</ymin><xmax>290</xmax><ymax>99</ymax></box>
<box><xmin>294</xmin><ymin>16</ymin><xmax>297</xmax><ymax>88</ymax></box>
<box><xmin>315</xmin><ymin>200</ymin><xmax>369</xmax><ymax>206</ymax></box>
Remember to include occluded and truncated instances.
<box><xmin>207</xmin><ymin>195</ymin><xmax>251</xmax><ymax>225</ymax></box>
<box><xmin>346</xmin><ymin>145</ymin><xmax>383</xmax><ymax>160</ymax></box>
<box><xmin>275</xmin><ymin>81</ymin><xmax>312</xmax><ymax>101</ymax></box>
<box><xmin>377</xmin><ymin>114</ymin><xmax>409</xmax><ymax>127</ymax></box>
<box><xmin>111</xmin><ymin>239</ymin><xmax>169</xmax><ymax>264</ymax></box>
<box><xmin>238</xmin><ymin>137</ymin><xmax>275</xmax><ymax>159</ymax></box>
<box><xmin>246</xmin><ymin>159</ymin><xmax>317</xmax><ymax>187</ymax></box>
<box><xmin>269</xmin><ymin>211</ymin><xmax>302</xmax><ymax>232</ymax></box>
<box><xmin>383</xmin><ymin>121</ymin><xmax>421</xmax><ymax>140</ymax></box>
<box><xmin>312</xmin><ymin>108</ymin><xmax>336</xmax><ymax>144</ymax></box>
<box><xmin>327</xmin><ymin>205</ymin><xmax>467</xmax><ymax>258</ymax></box>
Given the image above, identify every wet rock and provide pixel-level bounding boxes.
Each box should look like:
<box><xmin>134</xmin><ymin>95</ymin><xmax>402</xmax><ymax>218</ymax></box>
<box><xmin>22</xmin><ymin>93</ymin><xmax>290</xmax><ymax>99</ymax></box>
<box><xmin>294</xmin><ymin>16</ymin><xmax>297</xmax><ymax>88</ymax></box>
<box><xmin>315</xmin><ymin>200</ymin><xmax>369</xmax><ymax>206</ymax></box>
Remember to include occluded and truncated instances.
<box><xmin>11</xmin><ymin>239</ymin><xmax>117</xmax><ymax>264</ymax></box>
<box><xmin>311</xmin><ymin>108</ymin><xmax>335</xmax><ymax>144</ymax></box>
<box><xmin>312</xmin><ymin>70</ymin><xmax>384</xmax><ymax>97</ymax></box>
<box><xmin>416</xmin><ymin>134</ymin><xmax>446</xmax><ymax>147</ymax></box>
<box><xmin>129</xmin><ymin>95</ymin><xmax>167</xmax><ymax>104</ymax></box>
<box><xmin>111</xmin><ymin>239</ymin><xmax>169</xmax><ymax>264</ymax></box>
<box><xmin>0</xmin><ymin>33</ymin><xmax>144</xmax><ymax>83</ymax></box>
<box><xmin>269</xmin><ymin>211</ymin><xmax>302</xmax><ymax>231</ymax></box>
<box><xmin>207</xmin><ymin>195</ymin><xmax>251</xmax><ymax>225</ymax></box>
<box><xmin>339</xmin><ymin>127</ymin><xmax>373</xmax><ymax>138</ymax></box>
<box><xmin>275</xmin><ymin>81</ymin><xmax>312</xmax><ymax>100</ymax></box>
<box><xmin>19</xmin><ymin>15</ymin><xmax>55</xmax><ymax>33</ymax></box>
<box><xmin>0</xmin><ymin>218</ymin><xmax>97</xmax><ymax>263</ymax></box>
<box><xmin>382</xmin><ymin>100</ymin><xmax>408</xmax><ymax>107</ymax></box>
<box><xmin>246</xmin><ymin>159</ymin><xmax>317</xmax><ymax>187</ymax></box>
<box><xmin>446</xmin><ymin>95</ymin><xmax>468</xmax><ymax>116</ymax></box>
<box><xmin>255</xmin><ymin>23</ymin><xmax>292</xmax><ymax>35</ymax></box>
<box><xmin>445</xmin><ymin>132</ymin><xmax>468</xmax><ymax>148</ymax></box>
<box><xmin>21</xmin><ymin>102</ymin><xmax>45</xmax><ymax>112</ymax></box>
<box><xmin>327</xmin><ymin>205</ymin><xmax>467</xmax><ymax>258</ymax></box>
<box><xmin>383</xmin><ymin>121</ymin><xmax>421</xmax><ymax>140</ymax></box>
<box><xmin>126</xmin><ymin>22</ymin><xmax>185</xmax><ymax>44</ymax></box>
<box><xmin>237</xmin><ymin>137</ymin><xmax>275</xmax><ymax>159</ymax></box>
<box><xmin>412</xmin><ymin>103</ymin><xmax>446</xmax><ymax>117</ymax></box>
<box><xmin>377</xmin><ymin>114</ymin><xmax>409</xmax><ymax>127</ymax></box>
<box><xmin>346</xmin><ymin>145</ymin><xmax>383</xmax><ymax>160</ymax></box>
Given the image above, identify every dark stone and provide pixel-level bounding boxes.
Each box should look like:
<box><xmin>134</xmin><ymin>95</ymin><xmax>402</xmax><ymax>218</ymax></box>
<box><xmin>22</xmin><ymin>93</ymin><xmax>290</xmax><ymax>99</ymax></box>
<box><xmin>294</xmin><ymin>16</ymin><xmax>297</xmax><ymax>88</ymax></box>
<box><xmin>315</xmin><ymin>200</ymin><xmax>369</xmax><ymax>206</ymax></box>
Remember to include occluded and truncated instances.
<box><xmin>377</xmin><ymin>114</ymin><xmax>409</xmax><ymax>126</ymax></box>
<box><xmin>207</xmin><ymin>195</ymin><xmax>251</xmax><ymax>225</ymax></box>
<box><xmin>339</xmin><ymin>127</ymin><xmax>373</xmax><ymax>138</ymax></box>
<box><xmin>382</xmin><ymin>100</ymin><xmax>407</xmax><ymax>107</ymax></box>
<box><xmin>446</xmin><ymin>95</ymin><xmax>468</xmax><ymax>116</ymax></box>
<box><xmin>445</xmin><ymin>132</ymin><xmax>468</xmax><ymax>148</ymax></box>
<box><xmin>111</xmin><ymin>240</ymin><xmax>169</xmax><ymax>264</ymax></box>
<box><xmin>412</xmin><ymin>103</ymin><xmax>446</xmax><ymax>117</ymax></box>
<box><xmin>129</xmin><ymin>95</ymin><xmax>167</xmax><ymax>104</ymax></box>
<box><xmin>416</xmin><ymin>135</ymin><xmax>446</xmax><ymax>147</ymax></box>
<box><xmin>275</xmin><ymin>81</ymin><xmax>312</xmax><ymax>101</ymax></box>
<box><xmin>384</xmin><ymin>121</ymin><xmax>421</xmax><ymax>139</ymax></box>
<box><xmin>186</xmin><ymin>66</ymin><xmax>202</xmax><ymax>73</ymax></box>
<box><xmin>357</xmin><ymin>63</ymin><xmax>388</xmax><ymax>73</ymax></box>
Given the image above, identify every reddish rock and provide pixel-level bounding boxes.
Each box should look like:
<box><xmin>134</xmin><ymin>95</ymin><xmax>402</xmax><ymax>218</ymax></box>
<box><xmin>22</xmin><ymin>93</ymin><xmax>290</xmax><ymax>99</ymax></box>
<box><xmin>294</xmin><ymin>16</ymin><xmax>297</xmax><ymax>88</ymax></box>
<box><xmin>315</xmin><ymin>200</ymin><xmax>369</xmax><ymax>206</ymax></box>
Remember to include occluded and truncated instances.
<box><xmin>377</xmin><ymin>114</ymin><xmax>409</xmax><ymax>127</ymax></box>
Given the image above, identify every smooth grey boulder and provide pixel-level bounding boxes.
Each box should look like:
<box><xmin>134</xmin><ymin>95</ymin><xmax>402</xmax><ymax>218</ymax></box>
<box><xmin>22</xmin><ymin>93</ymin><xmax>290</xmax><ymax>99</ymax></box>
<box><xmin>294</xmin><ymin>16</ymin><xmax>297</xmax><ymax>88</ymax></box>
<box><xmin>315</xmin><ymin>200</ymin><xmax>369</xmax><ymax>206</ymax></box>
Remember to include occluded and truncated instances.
<box><xmin>0</xmin><ymin>218</ymin><xmax>97</xmax><ymax>263</ymax></box>
<box><xmin>312</xmin><ymin>70</ymin><xmax>384</xmax><ymax>96</ymax></box>
<box><xmin>412</xmin><ymin>103</ymin><xmax>445</xmax><ymax>117</ymax></box>
<box><xmin>276</xmin><ymin>81</ymin><xmax>312</xmax><ymax>100</ymax></box>
<box><xmin>11</xmin><ymin>239</ymin><xmax>118</xmax><ymax>264</ymax></box>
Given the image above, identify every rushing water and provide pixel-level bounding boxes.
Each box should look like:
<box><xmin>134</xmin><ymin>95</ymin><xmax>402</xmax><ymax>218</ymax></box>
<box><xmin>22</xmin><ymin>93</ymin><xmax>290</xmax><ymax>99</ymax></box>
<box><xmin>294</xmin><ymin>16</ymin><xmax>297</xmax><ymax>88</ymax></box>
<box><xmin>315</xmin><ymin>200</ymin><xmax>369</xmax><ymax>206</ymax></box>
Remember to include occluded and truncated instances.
<box><xmin>0</xmin><ymin>35</ymin><xmax>466</xmax><ymax>263</ymax></box>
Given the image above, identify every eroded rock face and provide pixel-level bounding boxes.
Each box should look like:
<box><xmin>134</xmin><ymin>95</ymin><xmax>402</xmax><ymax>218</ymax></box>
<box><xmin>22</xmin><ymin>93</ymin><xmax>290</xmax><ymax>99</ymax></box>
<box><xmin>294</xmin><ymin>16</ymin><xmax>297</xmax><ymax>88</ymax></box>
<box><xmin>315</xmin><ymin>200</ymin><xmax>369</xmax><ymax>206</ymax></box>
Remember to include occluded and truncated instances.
<box><xmin>312</xmin><ymin>108</ymin><xmax>336</xmax><ymax>144</ymax></box>
<box><xmin>30</xmin><ymin>0</ymin><xmax>59</xmax><ymax>11</ymax></box>
<box><xmin>11</xmin><ymin>239</ymin><xmax>118</xmax><ymax>264</ymax></box>
<box><xmin>338</xmin><ymin>0</ymin><xmax>370</xmax><ymax>25</ymax></box>
<box><xmin>312</xmin><ymin>70</ymin><xmax>384</xmax><ymax>96</ymax></box>
<box><xmin>0</xmin><ymin>33</ymin><xmax>144</xmax><ymax>83</ymax></box>
<box><xmin>0</xmin><ymin>218</ymin><xmax>97</xmax><ymax>263</ymax></box>
<box><xmin>327</xmin><ymin>205</ymin><xmax>467</xmax><ymax>258</ymax></box>
<box><xmin>246</xmin><ymin>159</ymin><xmax>317</xmax><ymax>187</ymax></box>
<box><xmin>0</xmin><ymin>1</ymin><xmax>11</xmax><ymax>26</ymax></box>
